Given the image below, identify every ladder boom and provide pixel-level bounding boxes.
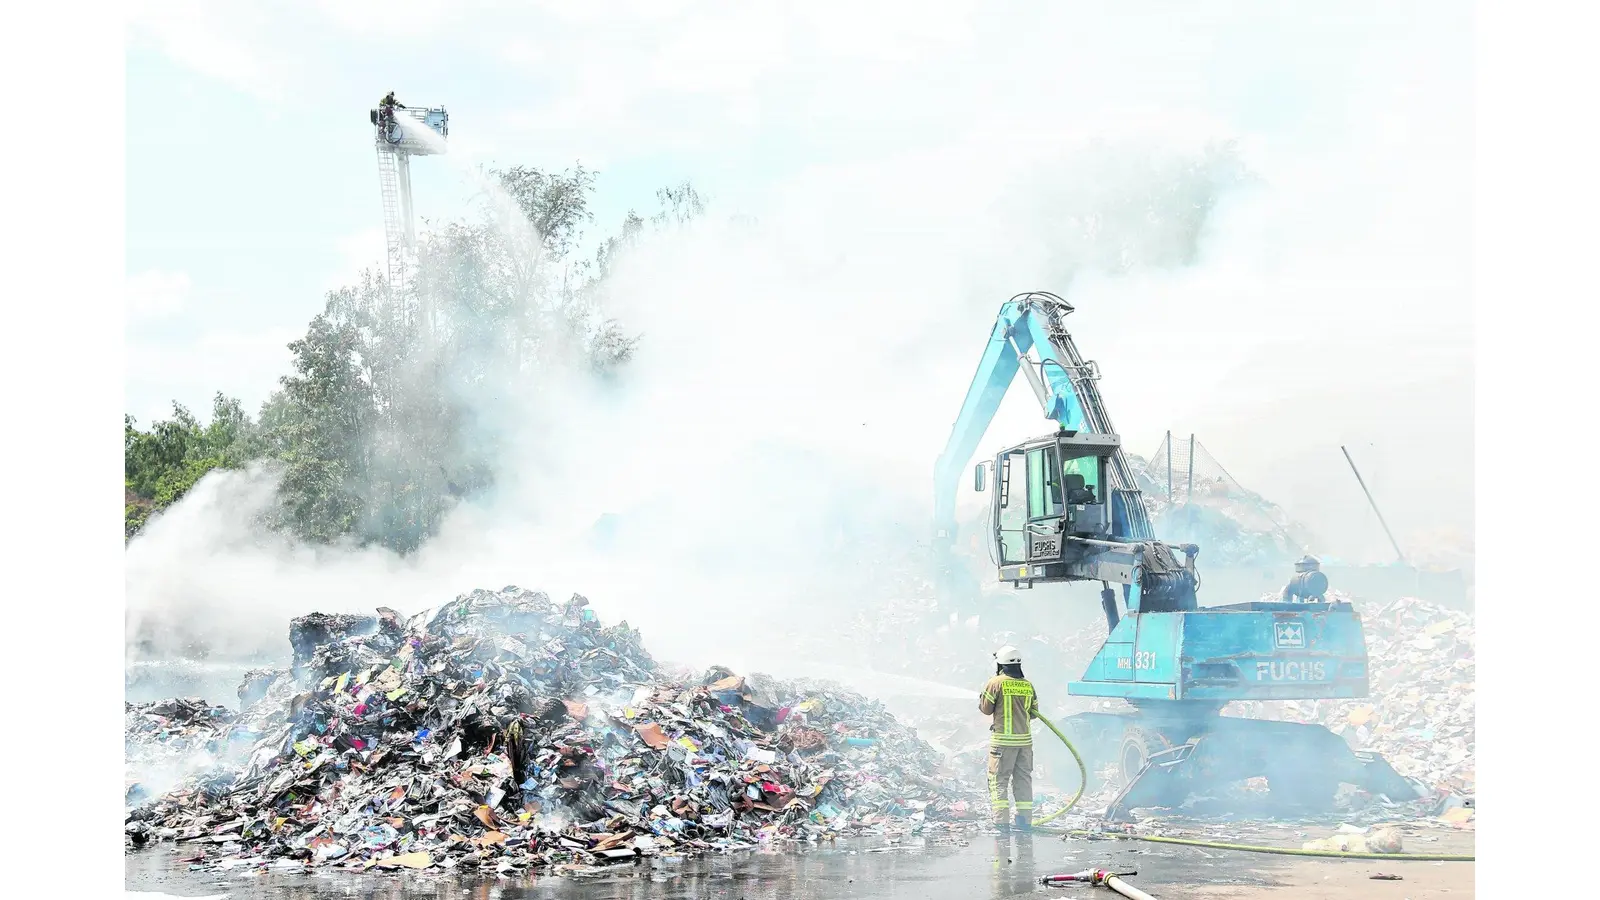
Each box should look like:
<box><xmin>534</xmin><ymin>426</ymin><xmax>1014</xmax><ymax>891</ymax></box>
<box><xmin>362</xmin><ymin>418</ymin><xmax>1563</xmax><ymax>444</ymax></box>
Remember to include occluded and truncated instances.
<box><xmin>370</xmin><ymin>101</ymin><xmax>449</xmax><ymax>293</ymax></box>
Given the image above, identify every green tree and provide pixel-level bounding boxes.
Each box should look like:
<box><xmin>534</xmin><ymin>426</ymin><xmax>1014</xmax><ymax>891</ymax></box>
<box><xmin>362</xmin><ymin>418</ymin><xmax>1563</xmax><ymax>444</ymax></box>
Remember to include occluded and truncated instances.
<box><xmin>128</xmin><ymin>165</ymin><xmax>704</xmax><ymax>553</ymax></box>
<box><xmin>264</xmin><ymin>311</ymin><xmax>373</xmax><ymax>543</ymax></box>
<box><xmin>124</xmin><ymin>393</ymin><xmax>264</xmax><ymax>539</ymax></box>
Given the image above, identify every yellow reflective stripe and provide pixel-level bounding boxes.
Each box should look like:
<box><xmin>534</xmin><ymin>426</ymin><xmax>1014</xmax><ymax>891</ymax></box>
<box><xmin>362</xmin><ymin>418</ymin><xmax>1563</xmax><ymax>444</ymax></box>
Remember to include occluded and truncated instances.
<box><xmin>989</xmin><ymin>734</ymin><xmax>1033</xmax><ymax>746</ymax></box>
<box><xmin>997</xmin><ymin>678</ymin><xmax>1034</xmax><ymax>737</ymax></box>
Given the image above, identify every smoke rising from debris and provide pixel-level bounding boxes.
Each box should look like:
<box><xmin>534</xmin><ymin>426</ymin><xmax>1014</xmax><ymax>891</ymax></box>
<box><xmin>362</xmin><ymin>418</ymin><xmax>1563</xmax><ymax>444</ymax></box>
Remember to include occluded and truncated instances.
<box><xmin>126</xmin><ymin>130</ymin><xmax>1247</xmax><ymax>678</ymax></box>
<box><xmin>126</xmin><ymin>7</ymin><xmax>1472</xmax><ymax>685</ymax></box>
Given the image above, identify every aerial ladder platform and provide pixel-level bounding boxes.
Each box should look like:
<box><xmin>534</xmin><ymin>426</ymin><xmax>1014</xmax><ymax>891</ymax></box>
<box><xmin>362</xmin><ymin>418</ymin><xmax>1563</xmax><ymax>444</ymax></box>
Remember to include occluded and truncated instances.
<box><xmin>369</xmin><ymin>99</ymin><xmax>449</xmax><ymax>294</ymax></box>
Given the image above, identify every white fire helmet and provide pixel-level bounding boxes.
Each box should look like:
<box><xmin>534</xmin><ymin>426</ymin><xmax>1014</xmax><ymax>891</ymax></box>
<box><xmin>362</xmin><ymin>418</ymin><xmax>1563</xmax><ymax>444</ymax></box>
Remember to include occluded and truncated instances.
<box><xmin>994</xmin><ymin>645</ymin><xmax>1023</xmax><ymax>665</ymax></box>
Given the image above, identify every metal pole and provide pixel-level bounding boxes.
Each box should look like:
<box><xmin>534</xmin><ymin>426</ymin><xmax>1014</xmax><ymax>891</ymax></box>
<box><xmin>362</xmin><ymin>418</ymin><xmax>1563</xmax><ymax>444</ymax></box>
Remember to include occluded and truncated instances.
<box><xmin>1165</xmin><ymin>430</ymin><xmax>1172</xmax><ymax>502</ymax></box>
<box><xmin>1341</xmin><ymin>445</ymin><xmax>1408</xmax><ymax>565</ymax></box>
<box><xmin>1186</xmin><ymin>434</ymin><xmax>1195</xmax><ymax>505</ymax></box>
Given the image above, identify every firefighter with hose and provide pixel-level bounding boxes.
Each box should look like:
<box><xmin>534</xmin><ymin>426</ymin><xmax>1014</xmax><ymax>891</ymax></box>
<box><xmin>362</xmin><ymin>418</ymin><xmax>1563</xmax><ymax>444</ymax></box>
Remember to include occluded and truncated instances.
<box><xmin>375</xmin><ymin>91</ymin><xmax>407</xmax><ymax>135</ymax></box>
<box><xmin>980</xmin><ymin>645</ymin><xmax>1038</xmax><ymax>832</ymax></box>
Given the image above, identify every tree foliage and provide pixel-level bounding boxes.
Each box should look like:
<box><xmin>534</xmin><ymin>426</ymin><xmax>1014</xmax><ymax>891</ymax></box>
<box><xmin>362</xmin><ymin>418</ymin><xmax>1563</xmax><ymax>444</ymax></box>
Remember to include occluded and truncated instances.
<box><xmin>124</xmin><ymin>394</ymin><xmax>265</xmax><ymax>537</ymax></box>
<box><xmin>125</xmin><ymin>166</ymin><xmax>701</xmax><ymax>551</ymax></box>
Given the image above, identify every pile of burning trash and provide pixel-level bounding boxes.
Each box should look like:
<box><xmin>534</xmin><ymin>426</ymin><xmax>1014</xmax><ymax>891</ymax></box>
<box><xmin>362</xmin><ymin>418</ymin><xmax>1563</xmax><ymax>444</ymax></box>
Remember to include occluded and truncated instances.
<box><xmin>125</xmin><ymin>587</ymin><xmax>981</xmax><ymax>874</ymax></box>
<box><xmin>125</xmin><ymin>697</ymin><xmax>245</xmax><ymax>808</ymax></box>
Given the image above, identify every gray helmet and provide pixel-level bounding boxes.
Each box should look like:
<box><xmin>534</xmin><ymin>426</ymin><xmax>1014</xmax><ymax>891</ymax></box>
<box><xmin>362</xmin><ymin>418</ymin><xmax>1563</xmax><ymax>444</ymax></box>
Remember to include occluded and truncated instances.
<box><xmin>1294</xmin><ymin>555</ymin><xmax>1321</xmax><ymax>573</ymax></box>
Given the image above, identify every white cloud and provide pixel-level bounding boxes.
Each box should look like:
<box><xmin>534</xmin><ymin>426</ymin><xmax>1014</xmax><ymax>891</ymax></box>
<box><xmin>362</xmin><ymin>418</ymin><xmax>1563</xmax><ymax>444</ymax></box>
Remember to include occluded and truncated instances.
<box><xmin>305</xmin><ymin>0</ymin><xmax>474</xmax><ymax>39</ymax></box>
<box><xmin>127</xmin><ymin>1</ymin><xmax>288</xmax><ymax>102</ymax></box>
<box><xmin>126</xmin><ymin>269</ymin><xmax>191</xmax><ymax>318</ymax></box>
<box><xmin>126</xmin><ymin>326</ymin><xmax>300</xmax><ymax>423</ymax></box>
<box><xmin>322</xmin><ymin>227</ymin><xmax>388</xmax><ymax>293</ymax></box>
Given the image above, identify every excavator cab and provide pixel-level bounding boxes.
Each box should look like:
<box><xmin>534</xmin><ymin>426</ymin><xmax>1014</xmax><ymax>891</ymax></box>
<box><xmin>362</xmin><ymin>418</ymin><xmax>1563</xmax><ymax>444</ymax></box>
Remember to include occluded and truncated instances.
<box><xmin>976</xmin><ymin>431</ymin><xmax>1119</xmax><ymax>573</ymax></box>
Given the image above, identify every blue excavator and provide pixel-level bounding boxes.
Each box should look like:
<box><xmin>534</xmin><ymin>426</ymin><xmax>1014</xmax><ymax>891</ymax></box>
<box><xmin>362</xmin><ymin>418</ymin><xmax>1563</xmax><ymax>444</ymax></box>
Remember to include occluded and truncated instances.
<box><xmin>934</xmin><ymin>291</ymin><xmax>1421</xmax><ymax>817</ymax></box>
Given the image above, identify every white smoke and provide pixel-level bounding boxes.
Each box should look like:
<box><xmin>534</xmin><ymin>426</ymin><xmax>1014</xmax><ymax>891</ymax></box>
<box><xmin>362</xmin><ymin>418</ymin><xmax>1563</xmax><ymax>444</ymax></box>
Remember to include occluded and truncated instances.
<box><xmin>126</xmin><ymin>5</ymin><xmax>1473</xmax><ymax>687</ymax></box>
<box><xmin>126</xmin><ymin>130</ymin><xmax>1247</xmax><ymax>680</ymax></box>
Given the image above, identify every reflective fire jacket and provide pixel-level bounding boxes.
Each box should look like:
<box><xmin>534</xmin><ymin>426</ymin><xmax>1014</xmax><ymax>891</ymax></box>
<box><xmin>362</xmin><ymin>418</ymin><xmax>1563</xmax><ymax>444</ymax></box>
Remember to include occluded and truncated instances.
<box><xmin>978</xmin><ymin>675</ymin><xmax>1038</xmax><ymax>747</ymax></box>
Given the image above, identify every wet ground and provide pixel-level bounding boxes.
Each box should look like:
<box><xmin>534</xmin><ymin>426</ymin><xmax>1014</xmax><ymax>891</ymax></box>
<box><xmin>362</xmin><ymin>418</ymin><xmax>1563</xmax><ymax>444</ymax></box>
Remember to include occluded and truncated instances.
<box><xmin>126</xmin><ymin>829</ymin><xmax>1475</xmax><ymax>899</ymax></box>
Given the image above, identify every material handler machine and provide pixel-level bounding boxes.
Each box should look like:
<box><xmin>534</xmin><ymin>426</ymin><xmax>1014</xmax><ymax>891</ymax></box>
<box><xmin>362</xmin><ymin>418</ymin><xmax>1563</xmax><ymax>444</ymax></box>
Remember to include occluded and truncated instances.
<box><xmin>934</xmin><ymin>291</ymin><xmax>1421</xmax><ymax>817</ymax></box>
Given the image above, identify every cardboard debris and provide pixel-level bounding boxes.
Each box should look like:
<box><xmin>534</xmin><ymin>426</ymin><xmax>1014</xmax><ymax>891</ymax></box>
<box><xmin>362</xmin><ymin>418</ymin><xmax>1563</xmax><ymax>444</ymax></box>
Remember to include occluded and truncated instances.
<box><xmin>633</xmin><ymin>723</ymin><xmax>669</xmax><ymax>750</ymax></box>
<box><xmin>1302</xmin><ymin>826</ymin><xmax>1402</xmax><ymax>854</ymax></box>
<box><xmin>370</xmin><ymin>851</ymin><xmax>433</xmax><ymax>869</ymax></box>
<box><xmin>1439</xmin><ymin>807</ymin><xmax>1474</xmax><ymax>825</ymax></box>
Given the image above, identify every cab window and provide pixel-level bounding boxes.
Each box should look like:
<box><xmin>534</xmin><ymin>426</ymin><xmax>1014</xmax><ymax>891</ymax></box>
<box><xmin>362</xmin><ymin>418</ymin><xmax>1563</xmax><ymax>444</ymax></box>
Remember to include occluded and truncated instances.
<box><xmin>1061</xmin><ymin>454</ymin><xmax>1101</xmax><ymax>504</ymax></box>
<box><xmin>1026</xmin><ymin>446</ymin><xmax>1063</xmax><ymax>519</ymax></box>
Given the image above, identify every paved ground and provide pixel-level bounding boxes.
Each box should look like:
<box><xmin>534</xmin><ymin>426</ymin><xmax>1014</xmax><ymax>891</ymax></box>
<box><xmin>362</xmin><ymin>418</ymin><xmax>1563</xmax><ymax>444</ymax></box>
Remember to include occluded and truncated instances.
<box><xmin>127</xmin><ymin>830</ymin><xmax>1474</xmax><ymax>899</ymax></box>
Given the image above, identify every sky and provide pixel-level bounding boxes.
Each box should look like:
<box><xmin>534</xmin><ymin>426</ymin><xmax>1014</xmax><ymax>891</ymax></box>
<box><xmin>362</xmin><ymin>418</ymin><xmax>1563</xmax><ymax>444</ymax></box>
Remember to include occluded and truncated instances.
<box><xmin>125</xmin><ymin>1</ymin><xmax>1474</xmax><ymax>566</ymax></box>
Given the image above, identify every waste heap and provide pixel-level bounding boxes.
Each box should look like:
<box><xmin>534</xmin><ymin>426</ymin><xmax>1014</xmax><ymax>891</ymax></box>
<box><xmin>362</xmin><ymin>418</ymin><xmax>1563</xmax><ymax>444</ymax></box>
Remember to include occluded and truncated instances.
<box><xmin>126</xmin><ymin>587</ymin><xmax>980</xmax><ymax>873</ymax></box>
<box><xmin>126</xmin><ymin>697</ymin><xmax>237</xmax><ymax>748</ymax></box>
<box><xmin>1126</xmin><ymin>450</ymin><xmax>1315</xmax><ymax>568</ymax></box>
<box><xmin>125</xmin><ymin>697</ymin><xmax>244</xmax><ymax>808</ymax></box>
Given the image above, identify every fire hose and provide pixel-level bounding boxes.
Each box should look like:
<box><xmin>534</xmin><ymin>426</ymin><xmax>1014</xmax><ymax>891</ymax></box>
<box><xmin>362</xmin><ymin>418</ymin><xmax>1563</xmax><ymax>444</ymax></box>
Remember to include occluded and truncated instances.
<box><xmin>1030</xmin><ymin>714</ymin><xmax>1088</xmax><ymax>827</ymax></box>
<box><xmin>1042</xmin><ymin>830</ymin><xmax>1476</xmax><ymax>862</ymax></box>
<box><xmin>1030</xmin><ymin>715</ymin><xmax>1474</xmax><ymax>862</ymax></box>
<box><xmin>1042</xmin><ymin>868</ymin><xmax>1157</xmax><ymax>900</ymax></box>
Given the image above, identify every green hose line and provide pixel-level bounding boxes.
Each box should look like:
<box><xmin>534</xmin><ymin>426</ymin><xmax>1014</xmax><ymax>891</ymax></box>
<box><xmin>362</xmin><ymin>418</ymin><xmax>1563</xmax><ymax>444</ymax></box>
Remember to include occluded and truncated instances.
<box><xmin>1031</xmin><ymin>715</ymin><xmax>1088</xmax><ymax>827</ymax></box>
<box><xmin>1027</xmin><ymin>717</ymin><xmax>1473</xmax><ymax>862</ymax></box>
<box><xmin>1034</xmin><ymin>828</ymin><xmax>1474</xmax><ymax>861</ymax></box>
<box><xmin>1127</xmin><ymin>834</ymin><xmax>1474</xmax><ymax>862</ymax></box>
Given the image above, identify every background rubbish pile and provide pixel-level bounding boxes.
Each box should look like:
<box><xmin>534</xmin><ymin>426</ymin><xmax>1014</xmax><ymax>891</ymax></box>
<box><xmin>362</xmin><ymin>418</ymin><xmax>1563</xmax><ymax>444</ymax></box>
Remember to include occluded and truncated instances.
<box><xmin>126</xmin><ymin>587</ymin><xmax>981</xmax><ymax>874</ymax></box>
<box><xmin>1127</xmin><ymin>447</ymin><xmax>1317</xmax><ymax>568</ymax></box>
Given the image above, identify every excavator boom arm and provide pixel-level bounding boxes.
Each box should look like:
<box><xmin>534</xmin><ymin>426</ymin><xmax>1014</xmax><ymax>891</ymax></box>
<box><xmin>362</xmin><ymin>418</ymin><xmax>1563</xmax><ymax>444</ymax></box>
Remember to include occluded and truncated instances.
<box><xmin>933</xmin><ymin>292</ymin><xmax>1153</xmax><ymax>551</ymax></box>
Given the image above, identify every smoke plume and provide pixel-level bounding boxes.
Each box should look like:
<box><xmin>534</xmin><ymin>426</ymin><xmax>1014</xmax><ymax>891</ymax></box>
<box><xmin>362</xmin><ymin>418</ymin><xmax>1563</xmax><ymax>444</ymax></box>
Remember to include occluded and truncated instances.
<box><xmin>126</xmin><ymin>131</ymin><xmax>1248</xmax><ymax>684</ymax></box>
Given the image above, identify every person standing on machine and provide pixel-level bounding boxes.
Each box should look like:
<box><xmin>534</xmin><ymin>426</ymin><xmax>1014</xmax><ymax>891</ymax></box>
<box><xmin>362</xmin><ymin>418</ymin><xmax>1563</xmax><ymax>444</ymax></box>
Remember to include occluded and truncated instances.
<box><xmin>979</xmin><ymin>645</ymin><xmax>1039</xmax><ymax>832</ymax></box>
<box><xmin>1281</xmin><ymin>554</ymin><xmax>1330</xmax><ymax>602</ymax></box>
